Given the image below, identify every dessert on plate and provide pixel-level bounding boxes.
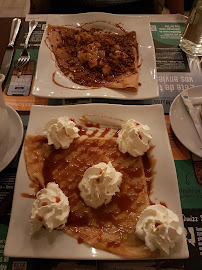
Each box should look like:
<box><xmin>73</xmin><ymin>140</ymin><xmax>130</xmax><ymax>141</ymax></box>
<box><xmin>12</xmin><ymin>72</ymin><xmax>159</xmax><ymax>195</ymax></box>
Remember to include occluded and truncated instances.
<box><xmin>24</xmin><ymin>116</ymin><xmax>182</xmax><ymax>258</ymax></box>
<box><xmin>47</xmin><ymin>24</ymin><xmax>139</xmax><ymax>91</ymax></box>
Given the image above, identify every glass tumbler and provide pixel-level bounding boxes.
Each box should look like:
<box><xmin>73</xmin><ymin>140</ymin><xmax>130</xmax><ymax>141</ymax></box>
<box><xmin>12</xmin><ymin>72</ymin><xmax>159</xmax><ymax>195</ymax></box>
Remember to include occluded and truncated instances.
<box><xmin>179</xmin><ymin>0</ymin><xmax>202</xmax><ymax>56</ymax></box>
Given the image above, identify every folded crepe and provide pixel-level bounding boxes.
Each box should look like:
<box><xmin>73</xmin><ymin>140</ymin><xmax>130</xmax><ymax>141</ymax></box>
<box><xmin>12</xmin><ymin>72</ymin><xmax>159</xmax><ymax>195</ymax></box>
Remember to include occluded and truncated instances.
<box><xmin>24</xmin><ymin>134</ymin><xmax>155</xmax><ymax>258</ymax></box>
<box><xmin>47</xmin><ymin>24</ymin><xmax>139</xmax><ymax>91</ymax></box>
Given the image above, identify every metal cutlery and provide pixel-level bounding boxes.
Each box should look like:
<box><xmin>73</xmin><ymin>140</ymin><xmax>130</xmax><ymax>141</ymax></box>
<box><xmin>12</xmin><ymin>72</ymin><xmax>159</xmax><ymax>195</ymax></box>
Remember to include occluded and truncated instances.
<box><xmin>15</xmin><ymin>20</ymin><xmax>38</xmax><ymax>69</ymax></box>
<box><xmin>0</xmin><ymin>18</ymin><xmax>21</xmax><ymax>77</ymax></box>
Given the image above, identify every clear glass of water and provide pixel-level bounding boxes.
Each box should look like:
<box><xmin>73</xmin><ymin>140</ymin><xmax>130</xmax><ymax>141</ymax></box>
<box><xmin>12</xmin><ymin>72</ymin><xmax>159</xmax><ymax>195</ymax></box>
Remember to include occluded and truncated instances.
<box><xmin>180</xmin><ymin>0</ymin><xmax>202</xmax><ymax>56</ymax></box>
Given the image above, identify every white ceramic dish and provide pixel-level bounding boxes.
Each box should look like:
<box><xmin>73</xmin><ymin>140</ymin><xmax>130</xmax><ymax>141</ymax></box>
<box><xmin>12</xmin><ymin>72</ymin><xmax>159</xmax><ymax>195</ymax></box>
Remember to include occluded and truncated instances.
<box><xmin>170</xmin><ymin>86</ymin><xmax>202</xmax><ymax>158</ymax></box>
<box><xmin>4</xmin><ymin>104</ymin><xmax>188</xmax><ymax>259</ymax></box>
<box><xmin>32</xmin><ymin>13</ymin><xmax>158</xmax><ymax>100</ymax></box>
<box><xmin>0</xmin><ymin>106</ymin><xmax>23</xmax><ymax>172</ymax></box>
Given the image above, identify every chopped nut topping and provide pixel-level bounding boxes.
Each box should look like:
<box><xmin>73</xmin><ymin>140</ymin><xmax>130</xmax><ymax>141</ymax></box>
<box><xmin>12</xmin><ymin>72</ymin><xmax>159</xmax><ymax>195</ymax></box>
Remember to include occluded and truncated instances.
<box><xmin>111</xmin><ymin>44</ymin><xmax>120</xmax><ymax>51</ymax></box>
<box><xmin>102</xmin><ymin>64</ymin><xmax>111</xmax><ymax>76</ymax></box>
<box><xmin>77</xmin><ymin>43</ymin><xmax>105</xmax><ymax>68</ymax></box>
<box><xmin>109</xmin><ymin>51</ymin><xmax>128</xmax><ymax>60</ymax></box>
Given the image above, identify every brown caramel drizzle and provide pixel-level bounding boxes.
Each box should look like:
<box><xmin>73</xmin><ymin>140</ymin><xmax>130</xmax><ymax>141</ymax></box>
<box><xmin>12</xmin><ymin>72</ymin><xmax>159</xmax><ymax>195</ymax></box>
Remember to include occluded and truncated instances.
<box><xmin>21</xmin><ymin>193</ymin><xmax>36</xmax><ymax>199</ymax></box>
<box><xmin>142</xmin><ymin>145</ymin><xmax>156</xmax><ymax>196</ymax></box>
<box><xmin>99</xmin><ymin>128</ymin><xmax>110</xmax><ymax>137</ymax></box>
<box><xmin>42</xmin><ymin>202</ymin><xmax>48</xmax><ymax>206</ymax></box>
<box><xmin>52</xmin><ymin>71</ymin><xmax>99</xmax><ymax>90</ymax></box>
<box><xmin>107</xmin><ymin>240</ymin><xmax>121</xmax><ymax>248</ymax></box>
<box><xmin>160</xmin><ymin>201</ymin><xmax>167</xmax><ymax>208</ymax></box>
<box><xmin>155</xmin><ymin>222</ymin><xmax>162</xmax><ymax>228</ymax></box>
<box><xmin>29</xmin><ymin>182</ymin><xmax>40</xmax><ymax>193</ymax></box>
<box><xmin>36</xmin><ymin>214</ymin><xmax>43</xmax><ymax>221</ymax></box>
<box><xmin>78</xmin><ymin>236</ymin><xmax>84</xmax><ymax>244</ymax></box>
<box><xmin>21</xmin><ymin>180</ymin><xmax>41</xmax><ymax>199</ymax></box>
<box><xmin>55</xmin><ymin>196</ymin><xmax>61</xmax><ymax>203</ymax></box>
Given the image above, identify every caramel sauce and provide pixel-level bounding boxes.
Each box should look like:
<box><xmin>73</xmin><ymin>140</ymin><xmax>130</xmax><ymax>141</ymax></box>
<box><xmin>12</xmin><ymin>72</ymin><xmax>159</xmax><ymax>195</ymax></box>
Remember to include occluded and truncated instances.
<box><xmin>81</xmin><ymin>21</ymin><xmax>126</xmax><ymax>34</ymax></box>
<box><xmin>99</xmin><ymin>128</ymin><xmax>110</xmax><ymax>137</ymax></box>
<box><xmin>36</xmin><ymin>214</ymin><xmax>43</xmax><ymax>221</ymax></box>
<box><xmin>78</xmin><ymin>236</ymin><xmax>84</xmax><ymax>244</ymax></box>
<box><xmin>160</xmin><ymin>201</ymin><xmax>167</xmax><ymax>208</ymax></box>
<box><xmin>142</xmin><ymin>153</ymin><xmax>152</xmax><ymax>178</ymax></box>
<box><xmin>149</xmin><ymin>200</ymin><xmax>167</xmax><ymax>207</ymax></box>
<box><xmin>78</xmin><ymin>115</ymin><xmax>123</xmax><ymax>139</ymax></box>
<box><xmin>88</xmin><ymin>129</ymin><xmax>99</xmax><ymax>138</ymax></box>
<box><xmin>120</xmin><ymin>164</ymin><xmax>143</xmax><ymax>179</ymax></box>
<box><xmin>146</xmin><ymin>179</ymin><xmax>153</xmax><ymax>196</ymax></box>
<box><xmin>21</xmin><ymin>193</ymin><xmax>36</xmax><ymax>199</ymax></box>
<box><xmin>149</xmin><ymin>199</ymin><xmax>155</xmax><ymax>205</ymax></box>
<box><xmin>79</xmin><ymin>115</ymin><xmax>101</xmax><ymax>127</ymax></box>
<box><xmin>147</xmin><ymin>145</ymin><xmax>156</xmax><ymax>153</ymax></box>
<box><xmin>52</xmin><ymin>71</ymin><xmax>99</xmax><ymax>90</ymax></box>
<box><xmin>55</xmin><ymin>196</ymin><xmax>61</xmax><ymax>203</ymax></box>
<box><xmin>29</xmin><ymin>182</ymin><xmax>40</xmax><ymax>194</ymax></box>
<box><xmin>142</xmin><ymin>152</ymin><xmax>153</xmax><ymax>196</ymax></box>
<box><xmin>85</xmin><ymin>122</ymin><xmax>100</xmax><ymax>128</ymax></box>
<box><xmin>138</xmin><ymin>133</ymin><xmax>142</xmax><ymax>140</ymax></box>
<box><xmin>113</xmin><ymin>129</ymin><xmax>120</xmax><ymax>138</ymax></box>
<box><xmin>21</xmin><ymin>182</ymin><xmax>40</xmax><ymax>199</ymax></box>
<box><xmin>68</xmin><ymin>212</ymin><xmax>90</xmax><ymax>227</ymax></box>
<box><xmin>142</xmin><ymin>145</ymin><xmax>156</xmax><ymax>196</ymax></box>
<box><xmin>107</xmin><ymin>240</ymin><xmax>121</xmax><ymax>248</ymax></box>
<box><xmin>44</xmin><ymin>37</ymin><xmax>51</xmax><ymax>50</ymax></box>
<box><xmin>155</xmin><ymin>222</ymin><xmax>162</xmax><ymax>228</ymax></box>
<box><xmin>115</xmin><ymin>23</ymin><xmax>127</xmax><ymax>34</ymax></box>
<box><xmin>80</xmin><ymin>114</ymin><xmax>124</xmax><ymax>124</ymax></box>
<box><xmin>78</xmin><ymin>126</ymin><xmax>88</xmax><ymax>136</ymax></box>
<box><xmin>42</xmin><ymin>202</ymin><xmax>48</xmax><ymax>206</ymax></box>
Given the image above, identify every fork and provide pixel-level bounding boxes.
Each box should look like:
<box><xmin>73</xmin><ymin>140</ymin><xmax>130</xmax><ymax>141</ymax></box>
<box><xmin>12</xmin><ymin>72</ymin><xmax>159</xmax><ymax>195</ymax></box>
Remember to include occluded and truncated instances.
<box><xmin>15</xmin><ymin>20</ymin><xmax>38</xmax><ymax>69</ymax></box>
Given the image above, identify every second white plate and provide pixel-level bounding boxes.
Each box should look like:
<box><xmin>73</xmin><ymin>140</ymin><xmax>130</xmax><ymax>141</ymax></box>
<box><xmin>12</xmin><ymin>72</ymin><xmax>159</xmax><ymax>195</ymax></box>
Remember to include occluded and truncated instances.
<box><xmin>32</xmin><ymin>13</ymin><xmax>158</xmax><ymax>100</ymax></box>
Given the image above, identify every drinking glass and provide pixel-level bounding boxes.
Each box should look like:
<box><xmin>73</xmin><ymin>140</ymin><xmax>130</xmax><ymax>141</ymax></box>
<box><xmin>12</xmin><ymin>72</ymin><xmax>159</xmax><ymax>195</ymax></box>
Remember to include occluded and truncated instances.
<box><xmin>179</xmin><ymin>0</ymin><xmax>202</xmax><ymax>56</ymax></box>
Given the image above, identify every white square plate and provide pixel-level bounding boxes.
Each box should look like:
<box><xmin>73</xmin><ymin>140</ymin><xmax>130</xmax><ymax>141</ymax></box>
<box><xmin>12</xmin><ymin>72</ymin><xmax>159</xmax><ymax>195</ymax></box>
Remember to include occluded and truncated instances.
<box><xmin>32</xmin><ymin>13</ymin><xmax>158</xmax><ymax>100</ymax></box>
<box><xmin>4</xmin><ymin>104</ymin><xmax>188</xmax><ymax>259</ymax></box>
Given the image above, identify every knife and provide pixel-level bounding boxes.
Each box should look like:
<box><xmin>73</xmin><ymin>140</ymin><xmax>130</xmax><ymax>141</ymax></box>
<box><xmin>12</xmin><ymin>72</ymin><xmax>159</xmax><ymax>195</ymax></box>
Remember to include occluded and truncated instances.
<box><xmin>0</xmin><ymin>18</ymin><xmax>21</xmax><ymax>77</ymax></box>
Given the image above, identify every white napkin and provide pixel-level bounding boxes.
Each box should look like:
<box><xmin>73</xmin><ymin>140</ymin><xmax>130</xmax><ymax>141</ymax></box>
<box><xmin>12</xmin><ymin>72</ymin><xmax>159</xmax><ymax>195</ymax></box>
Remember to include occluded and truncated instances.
<box><xmin>181</xmin><ymin>90</ymin><xmax>202</xmax><ymax>144</ymax></box>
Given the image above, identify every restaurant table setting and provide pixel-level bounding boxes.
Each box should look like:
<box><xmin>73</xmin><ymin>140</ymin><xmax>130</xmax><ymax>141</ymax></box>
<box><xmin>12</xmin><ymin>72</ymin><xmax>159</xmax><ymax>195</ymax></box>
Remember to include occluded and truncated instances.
<box><xmin>0</xmin><ymin>11</ymin><xmax>202</xmax><ymax>270</ymax></box>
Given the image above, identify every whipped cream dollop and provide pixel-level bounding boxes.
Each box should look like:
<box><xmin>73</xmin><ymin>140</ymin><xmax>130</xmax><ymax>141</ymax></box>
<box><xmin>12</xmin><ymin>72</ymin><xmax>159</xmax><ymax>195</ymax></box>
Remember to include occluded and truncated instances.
<box><xmin>43</xmin><ymin>116</ymin><xmax>79</xmax><ymax>149</ymax></box>
<box><xmin>135</xmin><ymin>204</ymin><xmax>182</xmax><ymax>254</ymax></box>
<box><xmin>117</xmin><ymin>119</ymin><xmax>152</xmax><ymax>157</ymax></box>
<box><xmin>78</xmin><ymin>162</ymin><xmax>122</xmax><ymax>209</ymax></box>
<box><xmin>30</xmin><ymin>182</ymin><xmax>70</xmax><ymax>235</ymax></box>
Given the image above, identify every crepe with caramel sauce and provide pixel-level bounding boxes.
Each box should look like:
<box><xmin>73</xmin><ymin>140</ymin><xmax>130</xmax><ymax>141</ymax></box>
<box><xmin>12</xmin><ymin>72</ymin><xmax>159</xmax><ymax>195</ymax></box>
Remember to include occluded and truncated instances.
<box><xmin>47</xmin><ymin>24</ymin><xmax>139</xmax><ymax>91</ymax></box>
<box><xmin>24</xmin><ymin>131</ymin><xmax>155</xmax><ymax>258</ymax></box>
